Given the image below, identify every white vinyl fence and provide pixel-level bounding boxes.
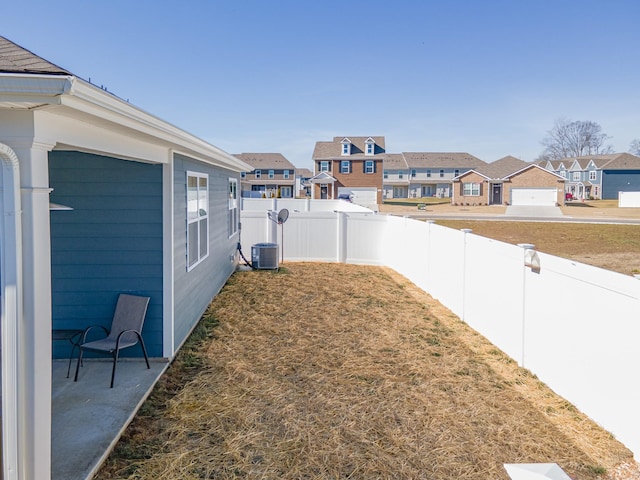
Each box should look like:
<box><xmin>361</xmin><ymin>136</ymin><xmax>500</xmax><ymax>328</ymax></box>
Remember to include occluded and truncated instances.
<box><xmin>239</xmin><ymin>210</ymin><xmax>640</xmax><ymax>459</ymax></box>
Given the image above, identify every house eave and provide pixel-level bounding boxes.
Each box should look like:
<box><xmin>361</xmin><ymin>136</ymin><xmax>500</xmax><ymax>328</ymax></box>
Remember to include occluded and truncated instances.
<box><xmin>0</xmin><ymin>73</ymin><xmax>251</xmax><ymax>172</ymax></box>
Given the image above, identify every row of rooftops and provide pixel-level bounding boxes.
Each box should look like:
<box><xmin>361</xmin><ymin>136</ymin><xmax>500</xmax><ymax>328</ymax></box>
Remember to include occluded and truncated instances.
<box><xmin>3</xmin><ymin>35</ymin><xmax>639</xmax><ymax>180</ymax></box>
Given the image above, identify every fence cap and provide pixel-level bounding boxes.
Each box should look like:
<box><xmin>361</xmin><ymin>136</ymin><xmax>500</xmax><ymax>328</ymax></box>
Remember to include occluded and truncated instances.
<box><xmin>504</xmin><ymin>463</ymin><xmax>572</xmax><ymax>480</ymax></box>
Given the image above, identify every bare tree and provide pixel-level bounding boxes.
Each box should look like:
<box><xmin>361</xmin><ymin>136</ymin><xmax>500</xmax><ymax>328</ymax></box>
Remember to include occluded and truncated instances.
<box><xmin>629</xmin><ymin>139</ymin><xmax>640</xmax><ymax>156</ymax></box>
<box><xmin>539</xmin><ymin>118</ymin><xmax>613</xmax><ymax>160</ymax></box>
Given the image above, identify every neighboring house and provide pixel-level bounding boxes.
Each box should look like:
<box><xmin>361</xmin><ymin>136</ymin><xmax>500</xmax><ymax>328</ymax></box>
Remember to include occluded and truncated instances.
<box><xmin>382</xmin><ymin>153</ymin><xmax>410</xmax><ymax>198</ymax></box>
<box><xmin>295</xmin><ymin>167</ymin><xmax>313</xmax><ymax>197</ymax></box>
<box><xmin>540</xmin><ymin>153</ymin><xmax>640</xmax><ymax>200</ymax></box>
<box><xmin>0</xmin><ymin>36</ymin><xmax>250</xmax><ymax>480</ymax></box>
<box><xmin>383</xmin><ymin>152</ymin><xmax>486</xmax><ymax>199</ymax></box>
<box><xmin>311</xmin><ymin>136</ymin><xmax>384</xmax><ymax>206</ymax></box>
<box><xmin>234</xmin><ymin>153</ymin><xmax>296</xmax><ymax>198</ymax></box>
<box><xmin>453</xmin><ymin>156</ymin><xmax>565</xmax><ymax>206</ymax></box>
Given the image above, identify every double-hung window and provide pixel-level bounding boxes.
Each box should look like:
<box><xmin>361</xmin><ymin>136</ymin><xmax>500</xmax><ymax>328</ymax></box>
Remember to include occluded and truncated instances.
<box><xmin>439</xmin><ymin>169</ymin><xmax>445</xmax><ymax>178</ymax></box>
<box><xmin>340</xmin><ymin>160</ymin><xmax>351</xmax><ymax>174</ymax></box>
<box><xmin>411</xmin><ymin>169</ymin><xmax>416</xmax><ymax>178</ymax></box>
<box><xmin>572</xmin><ymin>172</ymin><xmax>580</xmax><ymax>181</ymax></box>
<box><xmin>228</xmin><ymin>178</ymin><xmax>238</xmax><ymax>237</ymax></box>
<box><xmin>268</xmin><ymin>169</ymin><xmax>275</xmax><ymax>179</ymax></box>
<box><xmin>463</xmin><ymin>182</ymin><xmax>480</xmax><ymax>196</ymax></box>
<box><xmin>426</xmin><ymin>169</ymin><xmax>432</xmax><ymax>178</ymax></box>
<box><xmin>186</xmin><ymin>172</ymin><xmax>208</xmax><ymax>270</ymax></box>
<box><xmin>589</xmin><ymin>170</ymin><xmax>597</xmax><ymax>181</ymax></box>
<box><xmin>283</xmin><ymin>170</ymin><xmax>290</xmax><ymax>179</ymax></box>
<box><xmin>255</xmin><ymin>169</ymin><xmax>262</xmax><ymax>179</ymax></box>
<box><xmin>364</xmin><ymin>160</ymin><xmax>374</xmax><ymax>174</ymax></box>
<box><xmin>319</xmin><ymin>161</ymin><xmax>329</xmax><ymax>172</ymax></box>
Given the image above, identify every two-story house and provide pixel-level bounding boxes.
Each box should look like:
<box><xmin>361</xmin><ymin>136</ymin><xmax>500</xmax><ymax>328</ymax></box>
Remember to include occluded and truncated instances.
<box><xmin>234</xmin><ymin>153</ymin><xmax>297</xmax><ymax>198</ymax></box>
<box><xmin>383</xmin><ymin>152</ymin><xmax>486</xmax><ymax>199</ymax></box>
<box><xmin>540</xmin><ymin>153</ymin><xmax>640</xmax><ymax>200</ymax></box>
<box><xmin>311</xmin><ymin>136</ymin><xmax>384</xmax><ymax>206</ymax></box>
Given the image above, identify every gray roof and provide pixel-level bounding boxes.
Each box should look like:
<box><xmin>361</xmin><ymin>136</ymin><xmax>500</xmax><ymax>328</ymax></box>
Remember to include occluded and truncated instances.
<box><xmin>562</xmin><ymin>153</ymin><xmax>640</xmax><ymax>170</ymax></box>
<box><xmin>0</xmin><ymin>36</ymin><xmax>71</xmax><ymax>75</ymax></box>
<box><xmin>382</xmin><ymin>154</ymin><xmax>408</xmax><ymax>169</ymax></box>
<box><xmin>476</xmin><ymin>156</ymin><xmax>530</xmax><ymax>179</ymax></box>
<box><xmin>295</xmin><ymin>168</ymin><xmax>313</xmax><ymax>177</ymax></box>
<box><xmin>402</xmin><ymin>152</ymin><xmax>486</xmax><ymax>169</ymax></box>
<box><xmin>233</xmin><ymin>153</ymin><xmax>296</xmax><ymax>171</ymax></box>
<box><xmin>312</xmin><ymin>136</ymin><xmax>386</xmax><ymax>159</ymax></box>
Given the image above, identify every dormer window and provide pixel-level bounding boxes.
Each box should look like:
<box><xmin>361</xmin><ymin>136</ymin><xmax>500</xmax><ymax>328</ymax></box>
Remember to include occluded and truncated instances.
<box><xmin>341</xmin><ymin>138</ymin><xmax>352</xmax><ymax>156</ymax></box>
<box><xmin>365</xmin><ymin>137</ymin><xmax>375</xmax><ymax>156</ymax></box>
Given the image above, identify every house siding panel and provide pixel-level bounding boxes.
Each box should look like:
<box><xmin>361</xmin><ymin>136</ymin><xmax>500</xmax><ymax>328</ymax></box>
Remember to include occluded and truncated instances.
<box><xmin>49</xmin><ymin>151</ymin><xmax>164</xmax><ymax>358</ymax></box>
<box><xmin>602</xmin><ymin>170</ymin><xmax>640</xmax><ymax>199</ymax></box>
<box><xmin>173</xmin><ymin>153</ymin><xmax>239</xmax><ymax>351</ymax></box>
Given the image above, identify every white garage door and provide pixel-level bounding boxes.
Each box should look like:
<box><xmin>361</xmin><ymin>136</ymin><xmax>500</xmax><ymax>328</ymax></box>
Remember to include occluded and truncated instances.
<box><xmin>338</xmin><ymin>187</ymin><xmax>378</xmax><ymax>206</ymax></box>
<box><xmin>511</xmin><ymin>188</ymin><xmax>557</xmax><ymax>206</ymax></box>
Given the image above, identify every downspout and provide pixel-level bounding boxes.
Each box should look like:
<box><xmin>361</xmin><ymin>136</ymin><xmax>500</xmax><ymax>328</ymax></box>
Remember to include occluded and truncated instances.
<box><xmin>0</xmin><ymin>142</ymin><xmax>23</xmax><ymax>480</ymax></box>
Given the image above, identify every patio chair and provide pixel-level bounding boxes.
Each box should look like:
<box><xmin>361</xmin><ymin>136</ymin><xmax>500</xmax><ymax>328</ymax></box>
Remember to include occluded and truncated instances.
<box><xmin>73</xmin><ymin>294</ymin><xmax>151</xmax><ymax>388</ymax></box>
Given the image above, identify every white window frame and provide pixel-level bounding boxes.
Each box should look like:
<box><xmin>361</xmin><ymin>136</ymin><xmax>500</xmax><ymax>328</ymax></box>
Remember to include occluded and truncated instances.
<box><xmin>255</xmin><ymin>169</ymin><xmax>261</xmax><ymax>179</ymax></box>
<box><xmin>426</xmin><ymin>169</ymin><xmax>431</xmax><ymax>178</ymax></box>
<box><xmin>365</xmin><ymin>160</ymin><xmax>374</xmax><ymax>174</ymax></box>
<box><xmin>572</xmin><ymin>171</ymin><xmax>580</xmax><ymax>181</ymax></box>
<box><xmin>383</xmin><ymin>170</ymin><xmax>388</xmax><ymax>179</ymax></box>
<box><xmin>463</xmin><ymin>182</ymin><xmax>480</xmax><ymax>196</ymax></box>
<box><xmin>560</xmin><ymin>171</ymin><xmax>567</xmax><ymax>178</ymax></box>
<box><xmin>268</xmin><ymin>169</ymin><xmax>275</xmax><ymax>179</ymax></box>
<box><xmin>228</xmin><ymin>178</ymin><xmax>238</xmax><ymax>238</ymax></box>
<box><xmin>589</xmin><ymin>170</ymin><xmax>597</xmax><ymax>181</ymax></box>
<box><xmin>280</xmin><ymin>185</ymin><xmax>292</xmax><ymax>198</ymax></box>
<box><xmin>283</xmin><ymin>169</ymin><xmax>290</xmax><ymax>179</ymax></box>
<box><xmin>411</xmin><ymin>169</ymin><xmax>416</xmax><ymax>178</ymax></box>
<box><xmin>439</xmin><ymin>169</ymin><xmax>445</xmax><ymax>178</ymax></box>
<box><xmin>320</xmin><ymin>161</ymin><xmax>329</xmax><ymax>172</ymax></box>
<box><xmin>365</xmin><ymin>141</ymin><xmax>374</xmax><ymax>155</ymax></box>
<box><xmin>341</xmin><ymin>142</ymin><xmax>351</xmax><ymax>155</ymax></box>
<box><xmin>340</xmin><ymin>160</ymin><xmax>351</xmax><ymax>174</ymax></box>
<box><xmin>186</xmin><ymin>171</ymin><xmax>209</xmax><ymax>271</ymax></box>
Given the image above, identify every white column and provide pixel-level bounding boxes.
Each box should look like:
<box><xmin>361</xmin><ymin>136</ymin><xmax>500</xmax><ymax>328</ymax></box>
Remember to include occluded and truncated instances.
<box><xmin>11</xmin><ymin>141</ymin><xmax>53</xmax><ymax>480</ymax></box>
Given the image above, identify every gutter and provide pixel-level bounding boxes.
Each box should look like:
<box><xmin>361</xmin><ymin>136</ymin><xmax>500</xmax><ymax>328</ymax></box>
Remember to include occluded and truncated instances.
<box><xmin>0</xmin><ymin>142</ymin><xmax>23</xmax><ymax>480</ymax></box>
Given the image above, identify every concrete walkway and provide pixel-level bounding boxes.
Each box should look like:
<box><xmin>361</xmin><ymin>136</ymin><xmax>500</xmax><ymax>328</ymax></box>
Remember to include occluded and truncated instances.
<box><xmin>52</xmin><ymin>358</ymin><xmax>168</xmax><ymax>480</ymax></box>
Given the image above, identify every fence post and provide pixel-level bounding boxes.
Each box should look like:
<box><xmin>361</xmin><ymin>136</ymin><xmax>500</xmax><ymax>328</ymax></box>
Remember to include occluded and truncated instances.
<box><xmin>517</xmin><ymin>243</ymin><xmax>537</xmax><ymax>367</ymax></box>
<box><xmin>460</xmin><ymin>229</ymin><xmax>473</xmax><ymax>322</ymax></box>
<box><xmin>337</xmin><ymin>212</ymin><xmax>347</xmax><ymax>263</ymax></box>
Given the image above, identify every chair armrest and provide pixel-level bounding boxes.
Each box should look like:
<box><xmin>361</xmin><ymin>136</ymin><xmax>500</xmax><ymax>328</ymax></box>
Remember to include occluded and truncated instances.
<box><xmin>80</xmin><ymin>325</ymin><xmax>110</xmax><ymax>344</ymax></box>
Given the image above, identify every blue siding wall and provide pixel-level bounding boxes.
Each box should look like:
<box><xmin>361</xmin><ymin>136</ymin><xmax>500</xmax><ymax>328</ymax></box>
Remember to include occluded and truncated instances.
<box><xmin>173</xmin><ymin>154</ymin><xmax>239</xmax><ymax>351</ymax></box>
<box><xmin>49</xmin><ymin>151</ymin><xmax>164</xmax><ymax>358</ymax></box>
<box><xmin>602</xmin><ymin>170</ymin><xmax>640</xmax><ymax>199</ymax></box>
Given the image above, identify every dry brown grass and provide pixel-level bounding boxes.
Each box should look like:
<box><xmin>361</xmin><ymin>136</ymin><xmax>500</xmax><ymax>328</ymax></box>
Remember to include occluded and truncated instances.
<box><xmin>96</xmin><ymin>263</ymin><xmax>637</xmax><ymax>480</ymax></box>
<box><xmin>434</xmin><ymin>220</ymin><xmax>640</xmax><ymax>275</ymax></box>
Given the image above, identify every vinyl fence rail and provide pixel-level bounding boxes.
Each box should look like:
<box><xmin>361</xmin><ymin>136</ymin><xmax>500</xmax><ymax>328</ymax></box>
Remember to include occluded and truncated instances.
<box><xmin>239</xmin><ymin>210</ymin><xmax>640</xmax><ymax>459</ymax></box>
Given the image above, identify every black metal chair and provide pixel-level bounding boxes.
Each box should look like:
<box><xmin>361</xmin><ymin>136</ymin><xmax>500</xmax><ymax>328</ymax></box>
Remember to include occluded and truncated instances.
<box><xmin>74</xmin><ymin>294</ymin><xmax>151</xmax><ymax>388</ymax></box>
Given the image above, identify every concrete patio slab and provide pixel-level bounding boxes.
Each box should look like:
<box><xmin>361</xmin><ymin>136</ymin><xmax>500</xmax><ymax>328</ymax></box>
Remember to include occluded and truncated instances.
<box><xmin>52</xmin><ymin>358</ymin><xmax>168</xmax><ymax>480</ymax></box>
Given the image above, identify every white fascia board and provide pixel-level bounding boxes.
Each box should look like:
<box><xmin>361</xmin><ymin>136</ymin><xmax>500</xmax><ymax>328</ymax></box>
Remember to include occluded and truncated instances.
<box><xmin>64</xmin><ymin>79</ymin><xmax>251</xmax><ymax>172</ymax></box>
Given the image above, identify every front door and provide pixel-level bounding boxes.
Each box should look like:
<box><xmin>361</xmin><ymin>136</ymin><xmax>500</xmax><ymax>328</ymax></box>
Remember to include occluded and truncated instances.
<box><xmin>492</xmin><ymin>184</ymin><xmax>502</xmax><ymax>205</ymax></box>
<box><xmin>320</xmin><ymin>184</ymin><xmax>328</xmax><ymax>199</ymax></box>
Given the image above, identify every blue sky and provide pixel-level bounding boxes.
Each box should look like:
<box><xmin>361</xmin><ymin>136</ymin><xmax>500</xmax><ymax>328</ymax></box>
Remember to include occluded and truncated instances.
<box><xmin>3</xmin><ymin>0</ymin><xmax>639</xmax><ymax>169</ymax></box>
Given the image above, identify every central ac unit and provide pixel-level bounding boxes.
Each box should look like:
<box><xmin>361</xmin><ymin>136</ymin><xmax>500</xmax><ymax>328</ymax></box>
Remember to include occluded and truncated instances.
<box><xmin>251</xmin><ymin>243</ymin><xmax>279</xmax><ymax>270</ymax></box>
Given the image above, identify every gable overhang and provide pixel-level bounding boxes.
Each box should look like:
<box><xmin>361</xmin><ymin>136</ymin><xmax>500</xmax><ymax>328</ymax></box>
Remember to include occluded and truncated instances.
<box><xmin>504</xmin><ymin>163</ymin><xmax>566</xmax><ymax>181</ymax></box>
<box><xmin>452</xmin><ymin>169</ymin><xmax>492</xmax><ymax>182</ymax></box>
<box><xmin>309</xmin><ymin>171</ymin><xmax>337</xmax><ymax>183</ymax></box>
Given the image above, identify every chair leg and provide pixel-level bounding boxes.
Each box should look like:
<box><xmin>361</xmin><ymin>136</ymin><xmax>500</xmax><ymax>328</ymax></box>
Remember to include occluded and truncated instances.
<box><xmin>110</xmin><ymin>350</ymin><xmax>119</xmax><ymax>388</ymax></box>
<box><xmin>137</xmin><ymin>333</ymin><xmax>151</xmax><ymax>370</ymax></box>
<box><xmin>74</xmin><ymin>347</ymin><xmax>84</xmax><ymax>382</ymax></box>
